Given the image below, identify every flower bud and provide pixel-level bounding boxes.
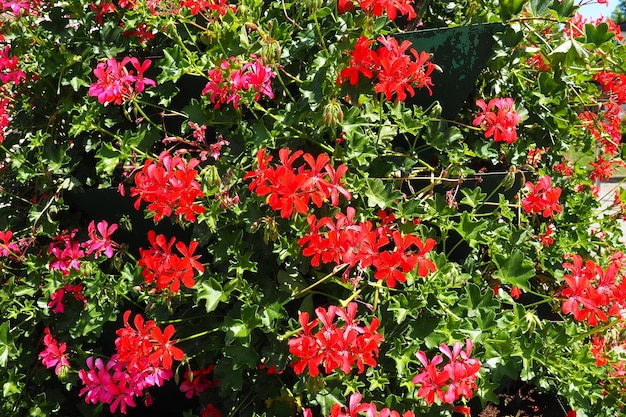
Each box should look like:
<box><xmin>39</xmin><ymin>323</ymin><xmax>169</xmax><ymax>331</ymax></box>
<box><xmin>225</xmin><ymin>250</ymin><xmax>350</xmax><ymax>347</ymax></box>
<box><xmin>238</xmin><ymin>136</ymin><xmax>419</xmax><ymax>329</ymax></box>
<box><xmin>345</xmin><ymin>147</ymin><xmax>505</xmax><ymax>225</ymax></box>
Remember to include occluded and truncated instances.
<box><xmin>261</xmin><ymin>39</ymin><xmax>281</xmax><ymax>65</ymax></box>
<box><xmin>57</xmin><ymin>364</ymin><xmax>71</xmax><ymax>381</ymax></box>
<box><xmin>322</xmin><ymin>100</ymin><xmax>344</xmax><ymax>128</ymax></box>
<box><xmin>304</xmin><ymin>0</ymin><xmax>322</xmax><ymax>12</ymax></box>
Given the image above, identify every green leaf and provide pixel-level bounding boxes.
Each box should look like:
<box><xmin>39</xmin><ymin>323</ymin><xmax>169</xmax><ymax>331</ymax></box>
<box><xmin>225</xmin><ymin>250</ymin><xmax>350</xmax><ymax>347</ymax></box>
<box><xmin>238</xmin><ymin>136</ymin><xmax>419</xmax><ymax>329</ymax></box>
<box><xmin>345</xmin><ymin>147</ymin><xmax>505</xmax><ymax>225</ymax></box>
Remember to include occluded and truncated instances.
<box><xmin>550</xmin><ymin>0</ymin><xmax>575</xmax><ymax>19</ymax></box>
<box><xmin>239</xmin><ymin>25</ymin><xmax>250</xmax><ymax>48</ymax></box>
<box><xmin>500</xmin><ymin>0</ymin><xmax>527</xmax><ymax>20</ymax></box>
<box><xmin>69</xmin><ymin>76</ymin><xmax>89</xmax><ymax>92</ymax></box>
<box><xmin>197</xmin><ymin>280</ymin><xmax>224</xmax><ymax>313</ymax></box>
<box><xmin>584</xmin><ymin>22</ymin><xmax>615</xmax><ymax>46</ymax></box>
<box><xmin>492</xmin><ymin>250</ymin><xmax>535</xmax><ymax>291</ymax></box>
<box><xmin>223</xmin><ymin>317</ymin><xmax>251</xmax><ymax>343</ymax></box>
<box><xmin>454</xmin><ymin>213</ymin><xmax>489</xmax><ymax>248</ymax></box>
<box><xmin>224</xmin><ymin>345</ymin><xmax>259</xmax><ymax>370</ymax></box>
<box><xmin>363</xmin><ymin>177</ymin><xmax>403</xmax><ymax>209</ymax></box>
<box><xmin>95</xmin><ymin>142</ymin><xmax>121</xmax><ymax>175</ymax></box>
<box><xmin>228</xmin><ymin>251</ymin><xmax>257</xmax><ymax>279</ymax></box>
<box><xmin>277</xmin><ymin>269</ymin><xmax>307</xmax><ymax>295</ymax></box>
<box><xmin>528</xmin><ymin>0</ymin><xmax>550</xmax><ymax>16</ymax></box>
<box><xmin>460</xmin><ymin>188</ymin><xmax>487</xmax><ymax>208</ymax></box>
<box><xmin>0</xmin><ymin>321</ymin><xmax>11</xmax><ymax>367</ymax></box>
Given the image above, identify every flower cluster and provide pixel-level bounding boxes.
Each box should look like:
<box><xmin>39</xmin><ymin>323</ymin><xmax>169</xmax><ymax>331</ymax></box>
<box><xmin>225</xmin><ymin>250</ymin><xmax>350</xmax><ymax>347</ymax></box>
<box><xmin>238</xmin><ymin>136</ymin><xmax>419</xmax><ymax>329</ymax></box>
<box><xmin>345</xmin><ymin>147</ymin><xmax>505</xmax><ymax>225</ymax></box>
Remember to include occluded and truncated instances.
<box><xmin>315</xmin><ymin>393</ymin><xmax>415</xmax><ymax>417</ymax></box>
<box><xmin>83</xmin><ymin>220</ymin><xmax>119</xmax><ymax>259</ymax></box>
<box><xmin>338</xmin><ymin>36</ymin><xmax>436</xmax><ymax>102</ymax></box>
<box><xmin>412</xmin><ymin>339</ymin><xmax>481</xmax><ymax>405</ymax></box>
<box><xmin>138</xmin><ymin>230</ymin><xmax>204</xmax><ymax>293</ymax></box>
<box><xmin>48</xmin><ymin>229</ymin><xmax>84</xmax><ymax>275</ymax></box>
<box><xmin>181</xmin><ymin>0</ymin><xmax>235</xmax><ymax>16</ymax></box>
<box><xmin>0</xmin><ymin>46</ymin><xmax>26</xmax><ymax>85</ymax></box>
<box><xmin>299</xmin><ymin>208</ymin><xmax>436</xmax><ymax>287</ymax></box>
<box><xmin>558</xmin><ymin>254</ymin><xmax>626</xmax><ymax>326</ymax></box>
<box><xmin>0</xmin><ymin>0</ymin><xmax>39</xmax><ymax>14</ymax></box>
<box><xmin>48</xmin><ymin>284</ymin><xmax>87</xmax><ymax>314</ymax></box>
<box><xmin>288</xmin><ymin>302</ymin><xmax>383</xmax><ymax>377</ymax></box>
<box><xmin>337</xmin><ymin>0</ymin><xmax>416</xmax><ymax>20</ymax></box>
<box><xmin>589</xmin><ymin>155</ymin><xmax>624</xmax><ymax>182</ymax></box>
<box><xmin>39</xmin><ymin>328</ymin><xmax>71</xmax><ymax>377</ymax></box>
<box><xmin>245</xmin><ymin>148</ymin><xmax>351</xmax><ymax>218</ymax></box>
<box><xmin>0</xmin><ymin>46</ymin><xmax>24</xmax><ymax>143</ymax></box>
<box><xmin>521</xmin><ymin>175</ymin><xmax>562</xmax><ymax>219</ymax></box>
<box><xmin>0</xmin><ymin>230</ymin><xmax>20</xmax><ymax>258</ymax></box>
<box><xmin>202</xmin><ymin>55</ymin><xmax>276</xmax><ymax>109</ymax></box>
<box><xmin>579</xmin><ymin>102</ymin><xmax>622</xmax><ymax>157</ymax></box>
<box><xmin>78</xmin><ymin>311</ymin><xmax>184</xmax><ymax>414</ymax></box>
<box><xmin>48</xmin><ymin>221</ymin><xmax>120</xmax><ymax>275</ymax></box>
<box><xmin>130</xmin><ymin>151</ymin><xmax>206</xmax><ymax>222</ymax></box>
<box><xmin>88</xmin><ymin>57</ymin><xmax>155</xmax><ymax>105</ymax></box>
<box><xmin>201</xmin><ymin>403</ymin><xmax>222</xmax><ymax>417</ymax></box>
<box><xmin>180</xmin><ymin>364</ymin><xmax>218</xmax><ymax>398</ymax></box>
<box><xmin>594</xmin><ymin>71</ymin><xmax>626</xmax><ymax>106</ymax></box>
<box><xmin>0</xmin><ymin>95</ymin><xmax>12</xmax><ymax>143</ymax></box>
<box><xmin>567</xmin><ymin>13</ymin><xmax>623</xmax><ymax>41</ymax></box>
<box><xmin>472</xmin><ymin>97</ymin><xmax>521</xmax><ymax>144</ymax></box>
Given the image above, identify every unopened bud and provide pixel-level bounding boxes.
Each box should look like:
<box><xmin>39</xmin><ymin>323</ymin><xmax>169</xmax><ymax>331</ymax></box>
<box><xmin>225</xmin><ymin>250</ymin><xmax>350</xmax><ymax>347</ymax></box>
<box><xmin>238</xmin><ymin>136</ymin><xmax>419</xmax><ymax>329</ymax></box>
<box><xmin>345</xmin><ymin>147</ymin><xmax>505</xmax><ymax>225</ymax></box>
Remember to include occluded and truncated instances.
<box><xmin>57</xmin><ymin>364</ymin><xmax>71</xmax><ymax>381</ymax></box>
<box><xmin>261</xmin><ymin>39</ymin><xmax>281</xmax><ymax>65</ymax></box>
<box><xmin>322</xmin><ymin>100</ymin><xmax>344</xmax><ymax>128</ymax></box>
<box><xmin>304</xmin><ymin>0</ymin><xmax>322</xmax><ymax>12</ymax></box>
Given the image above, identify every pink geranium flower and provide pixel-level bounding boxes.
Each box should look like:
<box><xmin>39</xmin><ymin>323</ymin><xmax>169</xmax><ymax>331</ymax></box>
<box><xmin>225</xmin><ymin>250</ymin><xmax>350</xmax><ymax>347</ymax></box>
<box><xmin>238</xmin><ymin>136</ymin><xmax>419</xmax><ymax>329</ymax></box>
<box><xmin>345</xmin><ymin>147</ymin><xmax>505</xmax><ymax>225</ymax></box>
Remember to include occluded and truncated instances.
<box><xmin>39</xmin><ymin>328</ymin><xmax>71</xmax><ymax>376</ymax></box>
<box><xmin>83</xmin><ymin>220</ymin><xmax>119</xmax><ymax>259</ymax></box>
<box><xmin>88</xmin><ymin>57</ymin><xmax>156</xmax><ymax>105</ymax></box>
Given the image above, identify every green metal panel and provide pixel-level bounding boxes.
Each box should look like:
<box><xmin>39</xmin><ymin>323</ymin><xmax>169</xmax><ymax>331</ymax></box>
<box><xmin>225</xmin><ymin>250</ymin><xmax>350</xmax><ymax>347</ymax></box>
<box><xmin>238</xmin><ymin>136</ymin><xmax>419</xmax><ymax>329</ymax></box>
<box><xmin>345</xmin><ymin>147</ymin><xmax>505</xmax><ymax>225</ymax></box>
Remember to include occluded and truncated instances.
<box><xmin>396</xmin><ymin>23</ymin><xmax>505</xmax><ymax>119</ymax></box>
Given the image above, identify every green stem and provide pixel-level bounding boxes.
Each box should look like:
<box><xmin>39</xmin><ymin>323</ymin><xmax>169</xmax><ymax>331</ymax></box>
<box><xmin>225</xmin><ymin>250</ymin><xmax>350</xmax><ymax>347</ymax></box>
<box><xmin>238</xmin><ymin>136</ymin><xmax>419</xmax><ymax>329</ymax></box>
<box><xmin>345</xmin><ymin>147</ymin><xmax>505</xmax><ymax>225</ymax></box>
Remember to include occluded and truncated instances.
<box><xmin>432</xmin><ymin>117</ymin><xmax>483</xmax><ymax>132</ymax></box>
<box><xmin>291</xmin><ymin>263</ymin><xmax>348</xmax><ymax>298</ymax></box>
<box><xmin>177</xmin><ymin>327</ymin><xmax>220</xmax><ymax>343</ymax></box>
<box><xmin>312</xmin><ymin>11</ymin><xmax>329</xmax><ymax>56</ymax></box>
<box><xmin>252</xmin><ymin>102</ymin><xmax>334</xmax><ymax>153</ymax></box>
<box><xmin>133</xmin><ymin>100</ymin><xmax>163</xmax><ymax>132</ymax></box>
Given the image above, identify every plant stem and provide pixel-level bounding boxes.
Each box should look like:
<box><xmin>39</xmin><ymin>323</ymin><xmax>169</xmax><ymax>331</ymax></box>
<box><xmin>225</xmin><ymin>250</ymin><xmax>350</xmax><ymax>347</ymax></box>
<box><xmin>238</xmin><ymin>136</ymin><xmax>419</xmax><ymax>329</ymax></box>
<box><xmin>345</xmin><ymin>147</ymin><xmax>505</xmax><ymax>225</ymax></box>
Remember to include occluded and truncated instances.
<box><xmin>291</xmin><ymin>263</ymin><xmax>348</xmax><ymax>298</ymax></box>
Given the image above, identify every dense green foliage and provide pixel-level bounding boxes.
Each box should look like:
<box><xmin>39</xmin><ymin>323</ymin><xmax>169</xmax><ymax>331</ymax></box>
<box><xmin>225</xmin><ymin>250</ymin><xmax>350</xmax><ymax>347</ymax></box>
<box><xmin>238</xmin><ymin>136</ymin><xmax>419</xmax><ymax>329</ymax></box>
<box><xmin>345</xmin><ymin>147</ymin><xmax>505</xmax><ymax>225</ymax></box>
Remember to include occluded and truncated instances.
<box><xmin>1</xmin><ymin>0</ymin><xmax>626</xmax><ymax>416</ymax></box>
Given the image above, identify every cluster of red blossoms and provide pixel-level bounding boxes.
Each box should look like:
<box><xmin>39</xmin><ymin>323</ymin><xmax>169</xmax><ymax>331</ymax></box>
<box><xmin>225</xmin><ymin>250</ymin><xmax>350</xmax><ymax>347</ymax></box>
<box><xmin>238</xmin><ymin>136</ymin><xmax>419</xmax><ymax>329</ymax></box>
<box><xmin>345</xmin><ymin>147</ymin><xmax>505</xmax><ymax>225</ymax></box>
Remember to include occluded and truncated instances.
<box><xmin>567</xmin><ymin>13</ymin><xmax>623</xmax><ymax>42</ymax></box>
<box><xmin>138</xmin><ymin>230</ymin><xmax>204</xmax><ymax>293</ymax></box>
<box><xmin>521</xmin><ymin>175</ymin><xmax>562</xmax><ymax>219</ymax></box>
<box><xmin>299</xmin><ymin>208</ymin><xmax>436</xmax><ymax>287</ymax></box>
<box><xmin>558</xmin><ymin>254</ymin><xmax>626</xmax><ymax>326</ymax></box>
<box><xmin>48</xmin><ymin>284</ymin><xmax>87</xmax><ymax>314</ymax></box>
<box><xmin>130</xmin><ymin>151</ymin><xmax>206</xmax><ymax>222</ymax></box>
<box><xmin>180</xmin><ymin>0</ymin><xmax>235</xmax><ymax>16</ymax></box>
<box><xmin>304</xmin><ymin>393</ymin><xmax>415</xmax><ymax>417</ymax></box>
<box><xmin>288</xmin><ymin>302</ymin><xmax>383</xmax><ymax>377</ymax></box>
<box><xmin>78</xmin><ymin>311</ymin><xmax>184</xmax><ymax>414</ymax></box>
<box><xmin>338</xmin><ymin>36</ymin><xmax>436</xmax><ymax>102</ymax></box>
<box><xmin>337</xmin><ymin>0</ymin><xmax>416</xmax><ymax>20</ymax></box>
<box><xmin>114</xmin><ymin>0</ymin><xmax>234</xmax><ymax>17</ymax></box>
<box><xmin>180</xmin><ymin>364</ymin><xmax>218</xmax><ymax>398</ymax></box>
<box><xmin>412</xmin><ymin>339</ymin><xmax>481</xmax><ymax>406</ymax></box>
<box><xmin>88</xmin><ymin>57</ymin><xmax>155</xmax><ymax>105</ymax></box>
<box><xmin>472</xmin><ymin>97</ymin><xmax>521</xmax><ymax>144</ymax></box>
<box><xmin>245</xmin><ymin>148</ymin><xmax>351</xmax><ymax>218</ymax></box>
<box><xmin>0</xmin><ymin>45</ymin><xmax>26</xmax><ymax>142</ymax></box>
<box><xmin>577</xmin><ymin>70</ymin><xmax>626</xmax><ymax>181</ymax></box>
<box><xmin>202</xmin><ymin>55</ymin><xmax>276</xmax><ymax>109</ymax></box>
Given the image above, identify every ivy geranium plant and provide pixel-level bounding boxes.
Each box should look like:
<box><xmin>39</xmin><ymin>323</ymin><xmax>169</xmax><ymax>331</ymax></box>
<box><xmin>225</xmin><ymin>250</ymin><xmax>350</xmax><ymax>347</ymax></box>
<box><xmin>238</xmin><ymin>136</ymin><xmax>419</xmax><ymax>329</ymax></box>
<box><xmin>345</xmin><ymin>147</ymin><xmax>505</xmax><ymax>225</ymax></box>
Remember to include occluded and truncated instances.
<box><xmin>1</xmin><ymin>0</ymin><xmax>626</xmax><ymax>416</ymax></box>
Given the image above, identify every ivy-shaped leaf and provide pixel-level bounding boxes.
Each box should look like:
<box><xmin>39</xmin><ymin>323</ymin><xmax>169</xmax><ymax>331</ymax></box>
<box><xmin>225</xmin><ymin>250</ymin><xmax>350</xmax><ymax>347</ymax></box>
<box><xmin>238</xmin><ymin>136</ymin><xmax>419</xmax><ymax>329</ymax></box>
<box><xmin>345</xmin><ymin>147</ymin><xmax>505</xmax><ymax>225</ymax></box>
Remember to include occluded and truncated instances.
<box><xmin>492</xmin><ymin>250</ymin><xmax>535</xmax><ymax>291</ymax></box>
